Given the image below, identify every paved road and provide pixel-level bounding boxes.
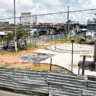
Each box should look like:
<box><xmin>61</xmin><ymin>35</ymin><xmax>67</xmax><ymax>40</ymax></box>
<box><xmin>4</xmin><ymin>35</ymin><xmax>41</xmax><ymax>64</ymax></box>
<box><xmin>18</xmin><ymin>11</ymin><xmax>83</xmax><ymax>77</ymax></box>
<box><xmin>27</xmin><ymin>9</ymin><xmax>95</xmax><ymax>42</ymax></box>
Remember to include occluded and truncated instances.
<box><xmin>0</xmin><ymin>90</ymin><xmax>30</xmax><ymax>96</ymax></box>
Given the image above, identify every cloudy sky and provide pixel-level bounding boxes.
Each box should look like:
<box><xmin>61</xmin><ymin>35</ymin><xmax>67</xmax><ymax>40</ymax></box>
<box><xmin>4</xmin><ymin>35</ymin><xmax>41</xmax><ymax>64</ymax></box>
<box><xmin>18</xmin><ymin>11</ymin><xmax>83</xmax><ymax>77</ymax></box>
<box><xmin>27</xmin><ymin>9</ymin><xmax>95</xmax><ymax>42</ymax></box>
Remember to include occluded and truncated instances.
<box><xmin>0</xmin><ymin>0</ymin><xmax>96</xmax><ymax>24</ymax></box>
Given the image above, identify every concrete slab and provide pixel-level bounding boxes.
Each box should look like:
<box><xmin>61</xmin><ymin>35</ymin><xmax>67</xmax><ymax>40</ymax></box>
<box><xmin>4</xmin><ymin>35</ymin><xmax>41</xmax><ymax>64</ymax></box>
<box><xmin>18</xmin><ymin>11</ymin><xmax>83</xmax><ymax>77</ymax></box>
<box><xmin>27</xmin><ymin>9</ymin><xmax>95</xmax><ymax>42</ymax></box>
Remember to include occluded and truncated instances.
<box><xmin>34</xmin><ymin>49</ymin><xmax>57</xmax><ymax>55</ymax></box>
<box><xmin>34</xmin><ymin>43</ymin><xmax>96</xmax><ymax>76</ymax></box>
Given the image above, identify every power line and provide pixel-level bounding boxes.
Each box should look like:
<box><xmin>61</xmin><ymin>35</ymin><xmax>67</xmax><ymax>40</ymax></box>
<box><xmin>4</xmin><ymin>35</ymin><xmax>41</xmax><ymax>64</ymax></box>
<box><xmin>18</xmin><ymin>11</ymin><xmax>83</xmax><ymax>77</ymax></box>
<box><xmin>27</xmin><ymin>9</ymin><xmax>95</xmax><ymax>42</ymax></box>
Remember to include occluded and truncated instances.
<box><xmin>0</xmin><ymin>8</ymin><xmax>96</xmax><ymax>20</ymax></box>
<box><xmin>35</xmin><ymin>8</ymin><xmax>96</xmax><ymax>16</ymax></box>
<box><xmin>0</xmin><ymin>17</ymin><xmax>20</xmax><ymax>20</ymax></box>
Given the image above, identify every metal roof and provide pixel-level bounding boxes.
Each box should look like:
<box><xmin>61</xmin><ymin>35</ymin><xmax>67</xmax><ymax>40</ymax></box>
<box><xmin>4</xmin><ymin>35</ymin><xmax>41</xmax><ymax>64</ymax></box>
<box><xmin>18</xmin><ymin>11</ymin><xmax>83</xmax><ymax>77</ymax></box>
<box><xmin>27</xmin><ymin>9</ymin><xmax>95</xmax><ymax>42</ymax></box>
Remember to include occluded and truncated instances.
<box><xmin>0</xmin><ymin>32</ymin><xmax>5</xmax><ymax>35</ymax></box>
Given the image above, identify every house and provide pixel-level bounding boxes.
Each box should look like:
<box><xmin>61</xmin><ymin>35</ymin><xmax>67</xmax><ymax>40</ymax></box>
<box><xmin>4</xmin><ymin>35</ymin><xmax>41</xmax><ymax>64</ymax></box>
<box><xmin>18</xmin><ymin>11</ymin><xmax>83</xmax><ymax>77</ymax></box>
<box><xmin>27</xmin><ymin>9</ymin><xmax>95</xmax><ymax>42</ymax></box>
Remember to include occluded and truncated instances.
<box><xmin>0</xmin><ymin>29</ymin><xmax>12</xmax><ymax>39</ymax></box>
<box><xmin>0</xmin><ymin>22</ymin><xmax>9</xmax><ymax>29</ymax></box>
<box><xmin>86</xmin><ymin>19</ymin><xmax>96</xmax><ymax>42</ymax></box>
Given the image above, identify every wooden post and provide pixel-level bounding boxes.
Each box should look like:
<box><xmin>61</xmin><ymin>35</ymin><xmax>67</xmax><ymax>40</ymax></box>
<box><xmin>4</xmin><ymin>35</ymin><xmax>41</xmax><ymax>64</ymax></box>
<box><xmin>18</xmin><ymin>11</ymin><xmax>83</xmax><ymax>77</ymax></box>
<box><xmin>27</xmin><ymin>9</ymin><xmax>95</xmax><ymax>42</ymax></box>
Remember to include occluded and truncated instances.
<box><xmin>94</xmin><ymin>38</ymin><xmax>96</xmax><ymax>70</ymax></box>
<box><xmin>71</xmin><ymin>39</ymin><xmax>74</xmax><ymax>72</ymax></box>
<box><xmin>78</xmin><ymin>64</ymin><xmax>80</xmax><ymax>75</ymax></box>
<box><xmin>82</xmin><ymin>56</ymin><xmax>86</xmax><ymax>75</ymax></box>
<box><xmin>50</xmin><ymin>58</ymin><xmax>52</xmax><ymax>71</ymax></box>
<box><xmin>94</xmin><ymin>38</ymin><xmax>96</xmax><ymax>62</ymax></box>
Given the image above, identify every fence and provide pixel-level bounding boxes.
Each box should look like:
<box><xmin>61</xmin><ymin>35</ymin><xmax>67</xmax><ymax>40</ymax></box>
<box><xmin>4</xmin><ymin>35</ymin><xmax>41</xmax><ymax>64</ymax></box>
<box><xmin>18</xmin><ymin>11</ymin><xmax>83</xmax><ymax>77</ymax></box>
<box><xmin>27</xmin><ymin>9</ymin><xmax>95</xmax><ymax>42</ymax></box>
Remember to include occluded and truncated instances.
<box><xmin>0</xmin><ymin>34</ymin><xmax>65</xmax><ymax>50</ymax></box>
<box><xmin>0</xmin><ymin>68</ymin><xmax>96</xmax><ymax>96</ymax></box>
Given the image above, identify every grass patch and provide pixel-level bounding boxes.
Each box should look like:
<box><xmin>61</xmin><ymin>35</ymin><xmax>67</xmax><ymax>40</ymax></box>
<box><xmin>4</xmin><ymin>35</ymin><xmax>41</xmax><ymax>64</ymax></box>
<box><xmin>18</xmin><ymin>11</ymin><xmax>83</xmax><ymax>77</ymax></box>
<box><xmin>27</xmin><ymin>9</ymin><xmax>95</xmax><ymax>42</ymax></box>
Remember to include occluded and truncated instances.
<box><xmin>0</xmin><ymin>44</ymin><xmax>46</xmax><ymax>55</ymax></box>
<box><xmin>0</xmin><ymin>50</ymin><xmax>16</xmax><ymax>55</ymax></box>
<box><xmin>57</xmin><ymin>37</ymin><xmax>81</xmax><ymax>43</ymax></box>
<box><xmin>58</xmin><ymin>37</ymin><xmax>70</xmax><ymax>41</ymax></box>
<box><xmin>47</xmin><ymin>37</ymin><xmax>80</xmax><ymax>45</ymax></box>
<box><xmin>0</xmin><ymin>62</ymin><xmax>71</xmax><ymax>73</ymax></box>
<box><xmin>0</xmin><ymin>62</ymin><xmax>9</xmax><ymax>67</ymax></box>
<box><xmin>24</xmin><ymin>43</ymin><xmax>46</xmax><ymax>50</ymax></box>
<box><xmin>57</xmin><ymin>37</ymin><xmax>71</xmax><ymax>43</ymax></box>
<box><xmin>24</xmin><ymin>44</ymin><xmax>37</xmax><ymax>49</ymax></box>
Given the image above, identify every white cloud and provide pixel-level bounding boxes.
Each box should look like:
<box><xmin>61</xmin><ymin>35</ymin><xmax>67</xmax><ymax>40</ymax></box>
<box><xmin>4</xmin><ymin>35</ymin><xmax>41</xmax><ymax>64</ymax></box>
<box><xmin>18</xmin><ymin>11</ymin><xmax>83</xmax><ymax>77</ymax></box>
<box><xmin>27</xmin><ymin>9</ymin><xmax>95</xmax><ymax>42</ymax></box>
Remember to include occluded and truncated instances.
<box><xmin>91</xmin><ymin>0</ymin><xmax>96</xmax><ymax>5</ymax></box>
<box><xmin>0</xmin><ymin>8</ymin><xmax>6</xmax><ymax>15</ymax></box>
<box><xmin>16</xmin><ymin>0</ymin><xmax>34</xmax><ymax>9</ymax></box>
<box><xmin>39</xmin><ymin>0</ymin><xmax>62</xmax><ymax>7</ymax></box>
<box><xmin>0</xmin><ymin>0</ymin><xmax>96</xmax><ymax>24</ymax></box>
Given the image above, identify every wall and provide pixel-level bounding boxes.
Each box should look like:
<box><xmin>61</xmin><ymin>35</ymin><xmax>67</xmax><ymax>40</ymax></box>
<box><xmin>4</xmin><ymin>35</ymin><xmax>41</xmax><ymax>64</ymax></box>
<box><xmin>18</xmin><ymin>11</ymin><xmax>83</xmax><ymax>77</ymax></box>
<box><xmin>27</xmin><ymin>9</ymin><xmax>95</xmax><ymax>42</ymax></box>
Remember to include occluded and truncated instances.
<box><xmin>0</xmin><ymin>68</ymin><xmax>96</xmax><ymax>96</ymax></box>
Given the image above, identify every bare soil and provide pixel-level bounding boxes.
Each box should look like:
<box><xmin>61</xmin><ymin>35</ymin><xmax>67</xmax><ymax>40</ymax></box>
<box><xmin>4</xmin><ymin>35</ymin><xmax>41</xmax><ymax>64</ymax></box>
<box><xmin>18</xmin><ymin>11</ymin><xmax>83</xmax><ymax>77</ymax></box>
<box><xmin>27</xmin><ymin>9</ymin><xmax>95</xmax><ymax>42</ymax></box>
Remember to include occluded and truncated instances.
<box><xmin>0</xmin><ymin>45</ymin><xmax>70</xmax><ymax>73</ymax></box>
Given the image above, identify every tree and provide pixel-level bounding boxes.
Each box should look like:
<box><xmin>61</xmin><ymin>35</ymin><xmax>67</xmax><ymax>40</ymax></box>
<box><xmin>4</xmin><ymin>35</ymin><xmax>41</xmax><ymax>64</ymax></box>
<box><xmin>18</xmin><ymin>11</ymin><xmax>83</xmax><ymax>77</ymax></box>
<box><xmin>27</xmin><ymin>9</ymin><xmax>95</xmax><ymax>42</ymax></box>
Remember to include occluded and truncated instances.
<box><xmin>6</xmin><ymin>33</ymin><xmax>13</xmax><ymax>41</ymax></box>
<box><xmin>4</xmin><ymin>33</ymin><xmax>13</xmax><ymax>49</ymax></box>
<box><xmin>17</xmin><ymin>24</ymin><xmax>25</xmax><ymax>39</ymax></box>
<box><xmin>16</xmin><ymin>24</ymin><xmax>31</xmax><ymax>49</ymax></box>
<box><xmin>0</xmin><ymin>37</ymin><xmax>2</xmax><ymax>42</ymax></box>
<box><xmin>17</xmin><ymin>24</ymin><xmax>31</xmax><ymax>39</ymax></box>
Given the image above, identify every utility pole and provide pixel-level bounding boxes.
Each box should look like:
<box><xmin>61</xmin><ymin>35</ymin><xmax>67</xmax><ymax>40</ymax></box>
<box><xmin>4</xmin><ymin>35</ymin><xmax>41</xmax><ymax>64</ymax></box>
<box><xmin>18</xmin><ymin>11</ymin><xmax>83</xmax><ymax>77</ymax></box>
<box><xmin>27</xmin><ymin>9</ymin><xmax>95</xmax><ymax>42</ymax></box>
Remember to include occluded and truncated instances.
<box><xmin>67</xmin><ymin>6</ymin><xmax>70</xmax><ymax>38</ymax></box>
<box><xmin>14</xmin><ymin>0</ymin><xmax>17</xmax><ymax>52</ymax></box>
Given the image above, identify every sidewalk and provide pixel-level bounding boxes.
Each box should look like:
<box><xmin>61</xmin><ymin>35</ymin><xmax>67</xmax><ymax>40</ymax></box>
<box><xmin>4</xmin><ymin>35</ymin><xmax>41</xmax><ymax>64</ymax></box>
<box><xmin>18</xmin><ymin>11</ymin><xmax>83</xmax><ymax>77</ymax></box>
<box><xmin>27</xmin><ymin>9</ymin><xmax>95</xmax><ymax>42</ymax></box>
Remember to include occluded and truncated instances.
<box><xmin>35</xmin><ymin>43</ymin><xmax>96</xmax><ymax>76</ymax></box>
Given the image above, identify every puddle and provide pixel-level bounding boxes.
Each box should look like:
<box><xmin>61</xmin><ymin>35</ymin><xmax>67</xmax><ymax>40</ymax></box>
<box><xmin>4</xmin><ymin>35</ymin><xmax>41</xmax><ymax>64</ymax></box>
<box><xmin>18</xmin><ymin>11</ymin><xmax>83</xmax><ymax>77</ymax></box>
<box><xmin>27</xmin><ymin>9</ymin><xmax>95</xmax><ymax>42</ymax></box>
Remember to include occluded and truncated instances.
<box><xmin>21</xmin><ymin>53</ymin><xmax>53</xmax><ymax>63</ymax></box>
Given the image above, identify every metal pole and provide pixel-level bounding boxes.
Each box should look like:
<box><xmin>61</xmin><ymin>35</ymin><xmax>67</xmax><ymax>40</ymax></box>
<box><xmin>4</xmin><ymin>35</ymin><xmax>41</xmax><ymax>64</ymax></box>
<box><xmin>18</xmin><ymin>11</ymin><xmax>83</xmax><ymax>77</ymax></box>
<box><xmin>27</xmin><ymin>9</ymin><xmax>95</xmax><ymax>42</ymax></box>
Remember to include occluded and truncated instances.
<box><xmin>50</xmin><ymin>58</ymin><xmax>52</xmax><ymax>71</ymax></box>
<box><xmin>14</xmin><ymin>0</ymin><xmax>17</xmax><ymax>52</ymax></box>
<box><xmin>82</xmin><ymin>56</ymin><xmax>86</xmax><ymax>75</ymax></box>
<box><xmin>71</xmin><ymin>39</ymin><xmax>74</xmax><ymax>72</ymax></box>
<box><xmin>67</xmin><ymin>6</ymin><xmax>70</xmax><ymax>37</ymax></box>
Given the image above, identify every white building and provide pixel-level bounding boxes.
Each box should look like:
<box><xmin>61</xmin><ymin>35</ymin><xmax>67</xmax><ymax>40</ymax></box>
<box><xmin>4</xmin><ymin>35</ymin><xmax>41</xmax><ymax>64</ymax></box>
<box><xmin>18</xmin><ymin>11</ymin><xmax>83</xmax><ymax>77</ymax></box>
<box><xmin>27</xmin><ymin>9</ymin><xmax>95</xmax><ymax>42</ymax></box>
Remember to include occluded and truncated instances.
<box><xmin>0</xmin><ymin>22</ymin><xmax>9</xmax><ymax>29</ymax></box>
<box><xmin>87</xmin><ymin>19</ymin><xmax>96</xmax><ymax>42</ymax></box>
<box><xmin>21</xmin><ymin>12</ymin><xmax>32</xmax><ymax>26</ymax></box>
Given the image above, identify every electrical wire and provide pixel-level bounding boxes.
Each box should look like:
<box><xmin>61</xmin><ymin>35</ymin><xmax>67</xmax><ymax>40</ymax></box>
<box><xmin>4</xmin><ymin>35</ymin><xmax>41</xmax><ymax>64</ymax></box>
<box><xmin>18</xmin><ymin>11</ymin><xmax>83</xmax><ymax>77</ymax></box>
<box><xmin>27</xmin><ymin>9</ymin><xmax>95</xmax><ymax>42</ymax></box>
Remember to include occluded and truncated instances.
<box><xmin>0</xmin><ymin>8</ymin><xmax>96</xmax><ymax>20</ymax></box>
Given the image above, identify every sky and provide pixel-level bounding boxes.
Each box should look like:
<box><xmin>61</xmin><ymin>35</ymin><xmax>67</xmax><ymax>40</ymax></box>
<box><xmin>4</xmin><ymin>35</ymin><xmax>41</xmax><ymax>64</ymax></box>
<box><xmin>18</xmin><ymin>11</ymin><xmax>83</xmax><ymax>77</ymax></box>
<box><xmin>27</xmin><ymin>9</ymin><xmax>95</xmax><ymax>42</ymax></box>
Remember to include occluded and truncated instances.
<box><xmin>0</xmin><ymin>0</ymin><xmax>96</xmax><ymax>24</ymax></box>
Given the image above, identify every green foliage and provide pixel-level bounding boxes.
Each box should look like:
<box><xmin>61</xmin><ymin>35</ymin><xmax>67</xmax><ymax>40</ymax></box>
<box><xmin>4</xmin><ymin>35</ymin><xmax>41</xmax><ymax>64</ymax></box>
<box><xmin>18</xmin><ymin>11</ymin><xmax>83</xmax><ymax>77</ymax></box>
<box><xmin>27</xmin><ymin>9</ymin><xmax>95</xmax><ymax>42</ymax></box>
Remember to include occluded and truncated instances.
<box><xmin>0</xmin><ymin>37</ymin><xmax>2</xmax><ymax>42</ymax></box>
<box><xmin>74</xmin><ymin>40</ymin><xmax>80</xmax><ymax>43</ymax></box>
<box><xmin>33</xmin><ymin>31</ymin><xmax>39</xmax><ymax>38</ymax></box>
<box><xmin>17</xmin><ymin>30</ymin><xmax>24</xmax><ymax>39</ymax></box>
<box><xmin>17</xmin><ymin>24</ymin><xmax>31</xmax><ymax>39</ymax></box>
<box><xmin>57</xmin><ymin>37</ymin><xmax>70</xmax><ymax>41</ymax></box>
<box><xmin>5</xmin><ymin>33</ymin><xmax>13</xmax><ymax>41</ymax></box>
<box><xmin>24</xmin><ymin>44</ymin><xmax>32</xmax><ymax>49</ymax></box>
<box><xmin>57</xmin><ymin>37</ymin><xmax>80</xmax><ymax>43</ymax></box>
<box><xmin>17</xmin><ymin>24</ymin><xmax>25</xmax><ymax>39</ymax></box>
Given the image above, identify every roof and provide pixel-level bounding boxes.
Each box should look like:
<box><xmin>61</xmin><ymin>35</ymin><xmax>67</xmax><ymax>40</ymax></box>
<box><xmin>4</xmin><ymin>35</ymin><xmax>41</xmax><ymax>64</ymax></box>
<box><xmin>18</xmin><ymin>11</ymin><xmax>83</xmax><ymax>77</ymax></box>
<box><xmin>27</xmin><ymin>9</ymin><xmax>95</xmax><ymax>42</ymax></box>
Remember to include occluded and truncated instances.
<box><xmin>0</xmin><ymin>32</ymin><xmax>5</xmax><ymax>35</ymax></box>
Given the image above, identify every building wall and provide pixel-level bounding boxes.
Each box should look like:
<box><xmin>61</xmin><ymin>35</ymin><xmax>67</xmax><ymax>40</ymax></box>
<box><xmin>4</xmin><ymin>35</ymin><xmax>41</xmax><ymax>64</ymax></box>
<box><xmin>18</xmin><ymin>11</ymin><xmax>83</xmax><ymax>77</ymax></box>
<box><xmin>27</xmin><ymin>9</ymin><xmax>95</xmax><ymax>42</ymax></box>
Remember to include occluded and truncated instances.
<box><xmin>0</xmin><ymin>22</ymin><xmax>9</xmax><ymax>29</ymax></box>
<box><xmin>21</xmin><ymin>12</ymin><xmax>32</xmax><ymax>26</ymax></box>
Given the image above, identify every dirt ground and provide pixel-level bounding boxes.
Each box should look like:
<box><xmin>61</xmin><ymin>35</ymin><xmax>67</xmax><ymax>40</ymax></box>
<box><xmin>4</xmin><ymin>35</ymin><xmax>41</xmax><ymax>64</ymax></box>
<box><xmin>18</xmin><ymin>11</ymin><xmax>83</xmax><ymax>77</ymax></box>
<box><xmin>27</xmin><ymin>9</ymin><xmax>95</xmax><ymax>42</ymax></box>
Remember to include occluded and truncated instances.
<box><xmin>0</xmin><ymin>46</ymin><xmax>70</xmax><ymax>73</ymax></box>
<box><xmin>0</xmin><ymin>48</ymin><xmax>38</xmax><ymax>69</ymax></box>
<box><xmin>0</xmin><ymin>50</ymin><xmax>37</xmax><ymax>63</ymax></box>
<box><xmin>0</xmin><ymin>44</ymin><xmax>46</xmax><ymax>64</ymax></box>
